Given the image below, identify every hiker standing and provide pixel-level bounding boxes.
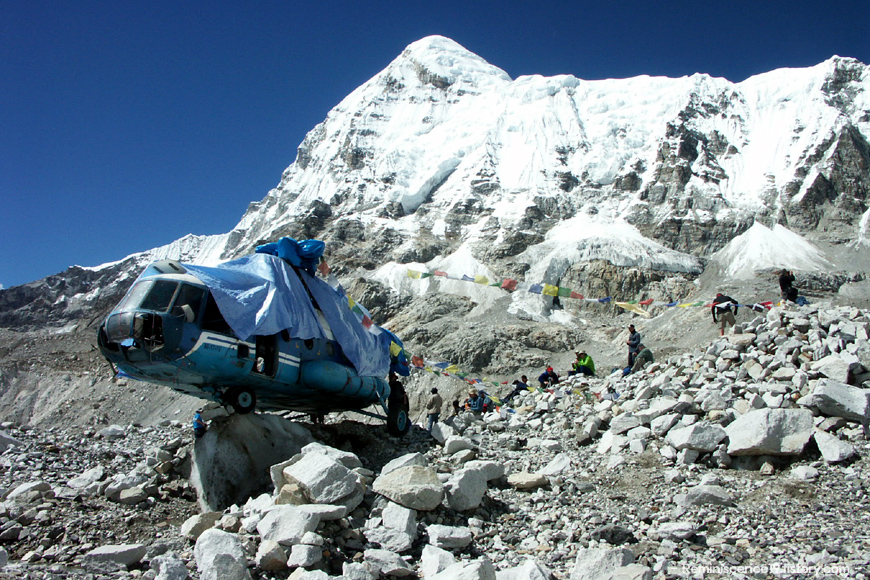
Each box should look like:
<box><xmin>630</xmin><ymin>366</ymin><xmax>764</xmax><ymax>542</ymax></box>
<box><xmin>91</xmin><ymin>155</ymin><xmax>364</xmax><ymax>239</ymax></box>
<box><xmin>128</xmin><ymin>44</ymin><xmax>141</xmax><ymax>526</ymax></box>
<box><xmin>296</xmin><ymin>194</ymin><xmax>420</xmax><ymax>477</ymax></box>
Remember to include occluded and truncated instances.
<box><xmin>425</xmin><ymin>387</ymin><xmax>443</xmax><ymax>432</ymax></box>
<box><xmin>779</xmin><ymin>269</ymin><xmax>797</xmax><ymax>302</ymax></box>
<box><xmin>626</xmin><ymin>324</ymin><xmax>641</xmax><ymax>367</ymax></box>
<box><xmin>711</xmin><ymin>293</ymin><xmax>739</xmax><ymax>336</ymax></box>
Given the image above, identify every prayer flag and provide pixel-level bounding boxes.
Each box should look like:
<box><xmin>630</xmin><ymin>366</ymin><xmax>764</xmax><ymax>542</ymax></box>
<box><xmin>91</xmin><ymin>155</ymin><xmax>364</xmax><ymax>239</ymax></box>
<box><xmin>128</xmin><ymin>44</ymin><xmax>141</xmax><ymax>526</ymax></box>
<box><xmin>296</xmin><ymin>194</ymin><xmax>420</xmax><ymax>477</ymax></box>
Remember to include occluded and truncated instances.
<box><xmin>502</xmin><ymin>278</ymin><xmax>518</xmax><ymax>291</ymax></box>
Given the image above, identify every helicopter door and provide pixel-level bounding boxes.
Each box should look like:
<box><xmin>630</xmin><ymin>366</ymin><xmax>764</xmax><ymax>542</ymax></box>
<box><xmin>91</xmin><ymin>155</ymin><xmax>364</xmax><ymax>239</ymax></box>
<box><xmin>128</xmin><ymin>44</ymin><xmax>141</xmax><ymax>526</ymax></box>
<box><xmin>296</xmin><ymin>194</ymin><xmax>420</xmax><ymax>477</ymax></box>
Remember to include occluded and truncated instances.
<box><xmin>253</xmin><ymin>335</ymin><xmax>278</xmax><ymax>377</ymax></box>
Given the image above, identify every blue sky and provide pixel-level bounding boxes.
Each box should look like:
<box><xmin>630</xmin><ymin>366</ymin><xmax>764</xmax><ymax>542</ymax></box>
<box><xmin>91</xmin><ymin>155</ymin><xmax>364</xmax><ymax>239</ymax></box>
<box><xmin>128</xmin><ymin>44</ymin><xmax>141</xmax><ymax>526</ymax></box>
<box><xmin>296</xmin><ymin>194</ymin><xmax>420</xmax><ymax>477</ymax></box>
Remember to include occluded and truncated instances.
<box><xmin>2</xmin><ymin>1</ymin><xmax>868</xmax><ymax>289</ymax></box>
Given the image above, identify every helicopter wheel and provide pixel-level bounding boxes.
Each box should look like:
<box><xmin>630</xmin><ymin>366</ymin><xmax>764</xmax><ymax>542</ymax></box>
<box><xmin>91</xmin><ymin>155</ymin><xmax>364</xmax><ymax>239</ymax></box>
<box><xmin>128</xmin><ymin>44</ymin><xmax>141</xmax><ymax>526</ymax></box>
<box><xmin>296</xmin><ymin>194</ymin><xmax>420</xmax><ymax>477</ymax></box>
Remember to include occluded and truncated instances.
<box><xmin>224</xmin><ymin>386</ymin><xmax>256</xmax><ymax>414</ymax></box>
<box><xmin>386</xmin><ymin>398</ymin><xmax>410</xmax><ymax>436</ymax></box>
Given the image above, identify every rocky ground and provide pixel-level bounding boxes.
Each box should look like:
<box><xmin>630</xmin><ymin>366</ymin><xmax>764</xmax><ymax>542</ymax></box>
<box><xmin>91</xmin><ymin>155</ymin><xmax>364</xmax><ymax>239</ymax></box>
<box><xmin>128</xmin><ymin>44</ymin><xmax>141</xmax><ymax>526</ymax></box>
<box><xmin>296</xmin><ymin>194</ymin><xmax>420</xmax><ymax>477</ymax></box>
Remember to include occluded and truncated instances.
<box><xmin>1</xmin><ymin>301</ymin><xmax>869</xmax><ymax>579</ymax></box>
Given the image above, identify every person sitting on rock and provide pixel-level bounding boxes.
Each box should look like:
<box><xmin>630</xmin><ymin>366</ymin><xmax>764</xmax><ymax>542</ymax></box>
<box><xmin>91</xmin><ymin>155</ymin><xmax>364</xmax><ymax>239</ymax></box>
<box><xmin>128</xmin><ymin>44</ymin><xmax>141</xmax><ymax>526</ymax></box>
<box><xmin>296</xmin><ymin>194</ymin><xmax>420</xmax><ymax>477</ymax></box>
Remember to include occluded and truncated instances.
<box><xmin>192</xmin><ymin>409</ymin><xmax>207</xmax><ymax>439</ymax></box>
<box><xmin>569</xmin><ymin>351</ymin><xmax>595</xmax><ymax>377</ymax></box>
<box><xmin>627</xmin><ymin>344</ymin><xmax>654</xmax><ymax>375</ymax></box>
<box><xmin>464</xmin><ymin>388</ymin><xmax>487</xmax><ymax>414</ymax></box>
<box><xmin>538</xmin><ymin>367</ymin><xmax>559</xmax><ymax>388</ymax></box>
<box><xmin>503</xmin><ymin>375</ymin><xmax>530</xmax><ymax>404</ymax></box>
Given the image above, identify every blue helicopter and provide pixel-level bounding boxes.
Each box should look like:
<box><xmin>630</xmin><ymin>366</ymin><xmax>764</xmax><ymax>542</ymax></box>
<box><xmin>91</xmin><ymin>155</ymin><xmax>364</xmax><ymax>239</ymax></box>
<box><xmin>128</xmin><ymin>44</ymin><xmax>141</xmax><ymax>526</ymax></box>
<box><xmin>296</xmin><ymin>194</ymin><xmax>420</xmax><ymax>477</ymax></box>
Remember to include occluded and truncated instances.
<box><xmin>97</xmin><ymin>238</ymin><xmax>411</xmax><ymax>435</ymax></box>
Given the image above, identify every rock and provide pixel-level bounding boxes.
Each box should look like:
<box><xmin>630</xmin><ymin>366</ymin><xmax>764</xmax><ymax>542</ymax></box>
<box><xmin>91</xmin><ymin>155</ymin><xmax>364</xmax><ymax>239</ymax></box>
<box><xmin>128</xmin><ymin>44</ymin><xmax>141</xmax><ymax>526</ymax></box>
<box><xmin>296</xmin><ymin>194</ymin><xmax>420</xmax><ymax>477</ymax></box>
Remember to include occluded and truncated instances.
<box><xmin>380</xmin><ymin>452</ymin><xmax>430</xmax><ymax>476</ymax></box>
<box><xmin>791</xmin><ymin>465</ymin><xmax>819</xmax><ymax>480</ymax></box>
<box><xmin>445</xmin><ymin>467</ymin><xmax>489</xmax><ymax>511</ymax></box>
<box><xmin>609</xmin><ymin>564</ymin><xmax>653</xmax><ymax>580</ymax></box>
<box><xmin>287</xmin><ymin>544</ymin><xmax>322</xmax><ymax>568</ymax></box>
<box><xmin>0</xmin><ymin>431</ymin><xmax>21</xmax><ymax>453</ymax></box>
<box><xmin>444</xmin><ymin>436</ymin><xmax>475</xmax><ymax>454</ymax></box>
<box><xmin>725</xmin><ymin>408</ymin><xmax>814</xmax><ymax>455</ymax></box>
<box><xmin>675</xmin><ymin>485</ymin><xmax>734</xmax><ymax>507</ymax></box>
<box><xmin>430</xmin><ymin>557</ymin><xmax>496</xmax><ymax>580</ymax></box>
<box><xmin>665</xmin><ymin>423</ymin><xmax>727</xmax><ymax>452</ymax></box>
<box><xmin>282</xmin><ymin>451</ymin><xmax>364</xmax><ymax>512</ymax></box>
<box><xmin>300</xmin><ymin>441</ymin><xmax>362</xmax><ymax>469</ymax></box>
<box><xmin>609</xmin><ymin>414</ymin><xmax>641</xmax><ymax>435</ymax></box>
<box><xmin>98</xmin><ymin>425</ymin><xmax>126</xmax><ymax>439</ymax></box>
<box><xmin>151</xmin><ymin>553</ymin><xmax>189</xmax><ymax>580</ymax></box>
<box><xmin>427</xmin><ymin>524</ymin><xmax>473</xmax><ymax>549</ymax></box>
<box><xmin>181</xmin><ymin>512</ymin><xmax>223</xmax><ymax>541</ymax></box>
<box><xmin>364</xmin><ymin>548</ymin><xmax>415</xmax><ymax>577</ymax></box>
<box><xmin>506</xmin><ymin>472</ymin><xmax>549</xmax><ymax>490</ymax></box>
<box><xmin>68</xmin><ymin>466</ymin><xmax>105</xmax><ymax>489</ymax></box>
<box><xmin>650</xmin><ymin>521</ymin><xmax>697</xmax><ymax>540</ymax></box>
<box><xmin>372</xmin><ymin>465</ymin><xmax>445</xmax><ymax>511</ymax></box>
<box><xmin>420</xmin><ymin>545</ymin><xmax>456</xmax><ymax>578</ymax></box>
<box><xmin>570</xmin><ymin>547</ymin><xmax>634</xmax><ymax>580</ymax></box>
<box><xmin>82</xmin><ymin>544</ymin><xmax>147</xmax><ymax>570</ymax></box>
<box><xmin>813</xmin><ymin>430</ymin><xmax>856</xmax><ymax>463</ymax></box>
<box><xmin>194</xmin><ymin>528</ymin><xmax>252</xmax><ymax>580</ymax></box>
<box><xmin>811</xmin><ymin>354</ymin><xmax>851</xmax><ymax>382</ymax></box>
<box><xmin>495</xmin><ymin>558</ymin><xmax>553</xmax><ymax>580</ymax></box>
<box><xmin>190</xmin><ymin>413</ymin><xmax>313</xmax><ymax>511</ymax></box>
<box><xmin>255</xmin><ymin>540</ymin><xmax>287</xmax><ymax>572</ymax></box>
<box><xmin>6</xmin><ymin>480</ymin><xmax>50</xmax><ymax>501</ymax></box>
<box><xmin>256</xmin><ymin>505</ymin><xmax>320</xmax><ymax>546</ymax></box>
<box><xmin>590</xmin><ymin>524</ymin><xmax>636</xmax><ymax>545</ymax></box>
<box><xmin>383</xmin><ymin>501</ymin><xmax>417</xmax><ymax>537</ymax></box>
<box><xmin>798</xmin><ymin>379</ymin><xmax>870</xmax><ymax>423</ymax></box>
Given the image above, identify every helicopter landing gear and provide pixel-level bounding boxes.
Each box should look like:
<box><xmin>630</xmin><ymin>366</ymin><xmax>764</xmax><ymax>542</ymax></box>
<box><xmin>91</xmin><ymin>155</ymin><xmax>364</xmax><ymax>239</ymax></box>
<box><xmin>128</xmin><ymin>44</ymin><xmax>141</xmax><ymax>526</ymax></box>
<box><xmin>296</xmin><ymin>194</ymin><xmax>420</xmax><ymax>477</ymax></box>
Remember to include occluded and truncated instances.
<box><xmin>224</xmin><ymin>386</ymin><xmax>256</xmax><ymax>414</ymax></box>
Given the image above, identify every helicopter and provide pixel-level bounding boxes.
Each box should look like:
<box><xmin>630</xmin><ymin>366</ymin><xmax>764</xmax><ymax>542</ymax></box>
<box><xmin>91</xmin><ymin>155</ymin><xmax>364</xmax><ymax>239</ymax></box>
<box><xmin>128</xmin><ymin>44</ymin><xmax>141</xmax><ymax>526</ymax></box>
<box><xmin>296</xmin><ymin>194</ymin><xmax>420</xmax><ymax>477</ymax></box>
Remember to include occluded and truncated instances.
<box><xmin>96</xmin><ymin>238</ymin><xmax>411</xmax><ymax>435</ymax></box>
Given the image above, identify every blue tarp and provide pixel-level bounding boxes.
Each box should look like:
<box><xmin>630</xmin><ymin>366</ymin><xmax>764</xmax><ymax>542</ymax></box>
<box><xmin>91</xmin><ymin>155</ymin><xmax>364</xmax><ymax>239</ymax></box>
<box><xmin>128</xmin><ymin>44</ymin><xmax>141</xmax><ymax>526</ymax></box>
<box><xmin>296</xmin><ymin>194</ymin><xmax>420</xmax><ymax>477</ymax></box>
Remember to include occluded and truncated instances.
<box><xmin>183</xmin><ymin>253</ymin><xmax>394</xmax><ymax>378</ymax></box>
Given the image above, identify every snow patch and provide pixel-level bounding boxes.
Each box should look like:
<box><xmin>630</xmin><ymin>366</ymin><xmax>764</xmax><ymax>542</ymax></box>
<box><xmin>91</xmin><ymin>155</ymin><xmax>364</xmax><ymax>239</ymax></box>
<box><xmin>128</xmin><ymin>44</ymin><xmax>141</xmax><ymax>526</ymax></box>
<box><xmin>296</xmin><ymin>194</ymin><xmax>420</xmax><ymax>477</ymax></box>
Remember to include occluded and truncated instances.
<box><xmin>712</xmin><ymin>222</ymin><xmax>831</xmax><ymax>278</ymax></box>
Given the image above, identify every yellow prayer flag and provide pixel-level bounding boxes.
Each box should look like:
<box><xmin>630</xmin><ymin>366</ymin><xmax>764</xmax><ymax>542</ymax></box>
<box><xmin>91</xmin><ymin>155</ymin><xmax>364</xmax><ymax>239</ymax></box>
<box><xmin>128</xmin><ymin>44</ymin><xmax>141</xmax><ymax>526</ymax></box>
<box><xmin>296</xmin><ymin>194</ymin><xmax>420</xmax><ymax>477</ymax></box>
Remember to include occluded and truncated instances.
<box><xmin>543</xmin><ymin>284</ymin><xmax>559</xmax><ymax>296</ymax></box>
<box><xmin>615</xmin><ymin>302</ymin><xmax>651</xmax><ymax>317</ymax></box>
<box><xmin>474</xmin><ymin>275</ymin><xmax>489</xmax><ymax>285</ymax></box>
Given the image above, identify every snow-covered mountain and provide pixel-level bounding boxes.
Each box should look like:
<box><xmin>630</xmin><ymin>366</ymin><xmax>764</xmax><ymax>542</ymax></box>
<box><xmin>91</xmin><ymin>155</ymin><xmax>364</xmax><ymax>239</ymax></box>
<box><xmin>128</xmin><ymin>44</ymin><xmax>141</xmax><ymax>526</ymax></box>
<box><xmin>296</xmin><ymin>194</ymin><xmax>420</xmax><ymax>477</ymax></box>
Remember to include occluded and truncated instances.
<box><xmin>2</xmin><ymin>35</ymin><xmax>869</xmax><ymax>332</ymax></box>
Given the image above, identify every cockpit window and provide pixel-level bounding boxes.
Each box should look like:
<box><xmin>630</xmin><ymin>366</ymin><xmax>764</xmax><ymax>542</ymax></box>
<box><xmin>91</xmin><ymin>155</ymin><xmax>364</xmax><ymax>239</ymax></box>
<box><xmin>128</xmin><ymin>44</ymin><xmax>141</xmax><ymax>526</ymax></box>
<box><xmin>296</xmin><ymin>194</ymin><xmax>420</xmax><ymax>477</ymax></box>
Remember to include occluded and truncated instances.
<box><xmin>172</xmin><ymin>284</ymin><xmax>205</xmax><ymax>321</ymax></box>
<box><xmin>116</xmin><ymin>280</ymin><xmax>154</xmax><ymax>312</ymax></box>
<box><xmin>139</xmin><ymin>280</ymin><xmax>179</xmax><ymax>312</ymax></box>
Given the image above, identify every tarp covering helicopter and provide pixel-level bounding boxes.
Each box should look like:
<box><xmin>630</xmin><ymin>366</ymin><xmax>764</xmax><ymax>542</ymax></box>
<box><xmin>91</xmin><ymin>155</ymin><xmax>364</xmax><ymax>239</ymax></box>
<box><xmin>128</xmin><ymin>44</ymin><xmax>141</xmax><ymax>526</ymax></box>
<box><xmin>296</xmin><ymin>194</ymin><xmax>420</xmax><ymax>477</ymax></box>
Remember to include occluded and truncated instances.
<box><xmin>97</xmin><ymin>238</ymin><xmax>411</xmax><ymax>435</ymax></box>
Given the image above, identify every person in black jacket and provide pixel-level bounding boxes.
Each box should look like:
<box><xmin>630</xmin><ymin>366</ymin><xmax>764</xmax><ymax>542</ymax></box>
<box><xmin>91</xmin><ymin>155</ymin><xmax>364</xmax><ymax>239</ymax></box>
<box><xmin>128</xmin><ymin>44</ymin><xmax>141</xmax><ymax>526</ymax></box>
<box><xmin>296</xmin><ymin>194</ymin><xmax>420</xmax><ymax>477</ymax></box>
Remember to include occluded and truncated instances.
<box><xmin>712</xmin><ymin>293</ymin><xmax>738</xmax><ymax>336</ymax></box>
<box><xmin>779</xmin><ymin>269</ymin><xmax>797</xmax><ymax>302</ymax></box>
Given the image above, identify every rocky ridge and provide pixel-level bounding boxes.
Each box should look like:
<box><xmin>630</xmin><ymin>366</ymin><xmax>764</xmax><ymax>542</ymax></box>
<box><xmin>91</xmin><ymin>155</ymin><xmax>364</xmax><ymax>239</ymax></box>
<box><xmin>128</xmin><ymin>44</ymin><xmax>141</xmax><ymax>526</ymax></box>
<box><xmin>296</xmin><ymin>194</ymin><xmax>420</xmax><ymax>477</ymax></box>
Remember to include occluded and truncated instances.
<box><xmin>1</xmin><ymin>301</ymin><xmax>869</xmax><ymax>579</ymax></box>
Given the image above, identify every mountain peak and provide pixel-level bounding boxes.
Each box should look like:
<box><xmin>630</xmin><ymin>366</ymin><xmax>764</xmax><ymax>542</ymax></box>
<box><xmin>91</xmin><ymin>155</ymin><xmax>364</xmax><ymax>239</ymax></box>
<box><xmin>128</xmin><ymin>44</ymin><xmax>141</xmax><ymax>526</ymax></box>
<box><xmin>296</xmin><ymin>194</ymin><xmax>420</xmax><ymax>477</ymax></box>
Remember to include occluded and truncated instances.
<box><xmin>395</xmin><ymin>35</ymin><xmax>512</xmax><ymax>87</ymax></box>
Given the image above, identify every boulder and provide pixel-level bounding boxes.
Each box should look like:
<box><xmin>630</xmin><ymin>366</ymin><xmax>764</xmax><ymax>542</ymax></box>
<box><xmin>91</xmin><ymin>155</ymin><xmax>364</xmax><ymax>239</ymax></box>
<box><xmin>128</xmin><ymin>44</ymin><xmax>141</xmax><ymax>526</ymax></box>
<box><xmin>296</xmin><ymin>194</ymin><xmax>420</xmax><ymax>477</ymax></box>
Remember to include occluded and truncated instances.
<box><xmin>372</xmin><ymin>465</ymin><xmax>445</xmax><ymax>511</ymax></box>
<box><xmin>665</xmin><ymin>423</ymin><xmax>727</xmax><ymax>452</ymax></box>
<box><xmin>495</xmin><ymin>558</ymin><xmax>553</xmax><ymax>580</ymax></box>
<box><xmin>194</xmin><ymin>529</ymin><xmax>252</xmax><ymax>580</ymax></box>
<box><xmin>82</xmin><ymin>544</ymin><xmax>147</xmax><ymax>569</ymax></box>
<box><xmin>430</xmin><ymin>557</ymin><xmax>496</xmax><ymax>580</ymax></box>
<box><xmin>190</xmin><ymin>413</ymin><xmax>312</xmax><ymax>511</ymax></box>
<box><xmin>570</xmin><ymin>547</ymin><xmax>634</xmax><ymax>580</ymax></box>
<box><xmin>256</xmin><ymin>505</ymin><xmax>320</xmax><ymax>546</ymax></box>
<box><xmin>427</xmin><ymin>524</ymin><xmax>473</xmax><ymax>549</ymax></box>
<box><xmin>725</xmin><ymin>408</ymin><xmax>814</xmax><ymax>456</ymax></box>
<box><xmin>282</xmin><ymin>451</ymin><xmax>363</xmax><ymax>512</ymax></box>
<box><xmin>813</xmin><ymin>430</ymin><xmax>856</xmax><ymax>463</ymax></box>
<box><xmin>798</xmin><ymin>379</ymin><xmax>870</xmax><ymax>423</ymax></box>
<box><xmin>444</xmin><ymin>467</ymin><xmax>489</xmax><ymax>511</ymax></box>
